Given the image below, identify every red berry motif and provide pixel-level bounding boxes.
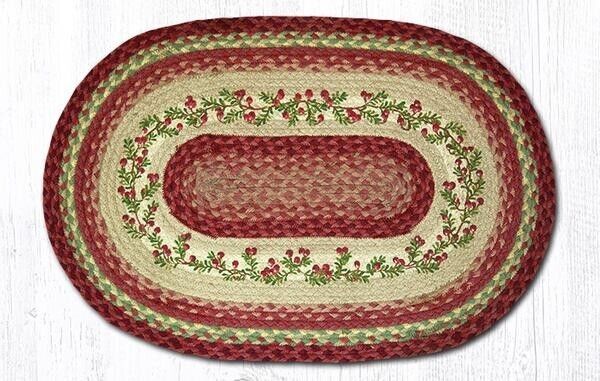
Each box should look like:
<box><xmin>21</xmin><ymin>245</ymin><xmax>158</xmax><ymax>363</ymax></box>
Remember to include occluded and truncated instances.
<box><xmin>410</xmin><ymin>100</ymin><xmax>422</xmax><ymax>113</ymax></box>
<box><xmin>414</xmin><ymin>235</ymin><xmax>425</xmax><ymax>246</ymax></box>
<box><xmin>118</xmin><ymin>89</ymin><xmax>485</xmax><ymax>285</ymax></box>
<box><xmin>200</xmin><ymin>113</ymin><xmax>208</xmax><ymax>126</ymax></box>
<box><xmin>320</xmin><ymin>89</ymin><xmax>332</xmax><ymax>106</ymax></box>
<box><xmin>393</xmin><ymin>257</ymin><xmax>406</xmax><ymax>266</ymax></box>
<box><xmin>443</xmin><ymin>181</ymin><xmax>456</xmax><ymax>190</ymax></box>
<box><xmin>184</xmin><ymin>95</ymin><xmax>197</xmax><ymax>109</ymax></box>
<box><xmin>233</xmin><ymin>89</ymin><xmax>246</xmax><ymax>99</ymax></box>
<box><xmin>346</xmin><ymin>108</ymin><xmax>361</xmax><ymax>122</ymax></box>
<box><xmin>381</xmin><ymin>109</ymin><xmax>390</xmax><ymax>122</ymax></box>
<box><xmin>360</xmin><ymin>90</ymin><xmax>373</xmax><ymax>101</ymax></box>
<box><xmin>299</xmin><ymin>247</ymin><xmax>310</xmax><ymax>256</ymax></box>
<box><xmin>312</xmin><ymin>262</ymin><xmax>333</xmax><ymax>278</ymax></box>
<box><xmin>215</xmin><ymin>106</ymin><xmax>224</xmax><ymax>116</ymax></box>
<box><xmin>336</xmin><ymin>247</ymin><xmax>349</xmax><ymax>254</ymax></box>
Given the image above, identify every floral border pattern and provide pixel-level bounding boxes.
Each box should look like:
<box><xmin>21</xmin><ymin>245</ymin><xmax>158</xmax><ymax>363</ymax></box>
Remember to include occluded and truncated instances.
<box><xmin>117</xmin><ymin>89</ymin><xmax>485</xmax><ymax>285</ymax></box>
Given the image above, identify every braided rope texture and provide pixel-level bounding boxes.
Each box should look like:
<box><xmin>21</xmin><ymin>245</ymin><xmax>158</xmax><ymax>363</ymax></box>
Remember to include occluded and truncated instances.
<box><xmin>70</xmin><ymin>50</ymin><xmax>524</xmax><ymax>329</ymax></box>
<box><xmin>163</xmin><ymin>134</ymin><xmax>434</xmax><ymax>238</ymax></box>
<box><xmin>43</xmin><ymin>17</ymin><xmax>556</xmax><ymax>362</ymax></box>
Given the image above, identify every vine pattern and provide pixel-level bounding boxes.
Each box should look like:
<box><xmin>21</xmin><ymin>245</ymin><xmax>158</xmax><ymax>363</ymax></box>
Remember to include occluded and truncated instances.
<box><xmin>117</xmin><ymin>89</ymin><xmax>485</xmax><ymax>285</ymax></box>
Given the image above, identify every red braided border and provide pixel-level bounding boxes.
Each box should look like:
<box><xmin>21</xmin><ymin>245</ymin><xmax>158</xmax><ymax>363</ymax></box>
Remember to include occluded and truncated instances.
<box><xmin>43</xmin><ymin>17</ymin><xmax>555</xmax><ymax>361</ymax></box>
<box><xmin>72</xmin><ymin>48</ymin><xmax>523</xmax><ymax>329</ymax></box>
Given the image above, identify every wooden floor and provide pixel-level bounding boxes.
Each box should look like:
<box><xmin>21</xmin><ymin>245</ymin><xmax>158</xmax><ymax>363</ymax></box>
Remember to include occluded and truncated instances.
<box><xmin>1</xmin><ymin>0</ymin><xmax>598</xmax><ymax>380</ymax></box>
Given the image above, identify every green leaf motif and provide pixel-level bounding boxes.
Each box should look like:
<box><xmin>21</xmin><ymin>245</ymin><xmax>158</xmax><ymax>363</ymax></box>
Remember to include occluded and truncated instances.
<box><xmin>116</xmin><ymin>89</ymin><xmax>486</xmax><ymax>286</ymax></box>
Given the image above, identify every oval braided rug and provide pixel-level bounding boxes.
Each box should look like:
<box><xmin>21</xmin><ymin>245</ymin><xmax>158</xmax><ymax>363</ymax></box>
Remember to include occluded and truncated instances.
<box><xmin>43</xmin><ymin>17</ymin><xmax>556</xmax><ymax>362</ymax></box>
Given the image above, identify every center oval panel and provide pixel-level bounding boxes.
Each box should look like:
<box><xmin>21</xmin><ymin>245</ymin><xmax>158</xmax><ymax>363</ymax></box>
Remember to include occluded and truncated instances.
<box><xmin>163</xmin><ymin>135</ymin><xmax>434</xmax><ymax>238</ymax></box>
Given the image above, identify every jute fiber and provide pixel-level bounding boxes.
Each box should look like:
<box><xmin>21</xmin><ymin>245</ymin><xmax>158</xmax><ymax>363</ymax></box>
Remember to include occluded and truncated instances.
<box><xmin>44</xmin><ymin>17</ymin><xmax>556</xmax><ymax>362</ymax></box>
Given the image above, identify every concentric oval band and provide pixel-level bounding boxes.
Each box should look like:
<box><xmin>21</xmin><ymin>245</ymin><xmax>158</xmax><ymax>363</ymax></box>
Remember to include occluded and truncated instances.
<box><xmin>44</xmin><ymin>17</ymin><xmax>555</xmax><ymax>362</ymax></box>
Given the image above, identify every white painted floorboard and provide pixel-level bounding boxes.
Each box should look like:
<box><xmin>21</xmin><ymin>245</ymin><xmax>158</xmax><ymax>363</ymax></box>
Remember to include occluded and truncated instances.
<box><xmin>1</xmin><ymin>0</ymin><xmax>598</xmax><ymax>379</ymax></box>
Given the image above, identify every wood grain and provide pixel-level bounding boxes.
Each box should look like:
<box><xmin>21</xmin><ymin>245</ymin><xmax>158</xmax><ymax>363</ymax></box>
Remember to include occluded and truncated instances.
<box><xmin>0</xmin><ymin>0</ymin><xmax>598</xmax><ymax>379</ymax></box>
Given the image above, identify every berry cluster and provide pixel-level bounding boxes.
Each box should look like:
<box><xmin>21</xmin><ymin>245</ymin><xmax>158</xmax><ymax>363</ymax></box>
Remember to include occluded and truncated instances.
<box><xmin>160</xmin><ymin>88</ymin><xmax>441</xmax><ymax>128</ymax></box>
<box><xmin>118</xmin><ymin>90</ymin><xmax>485</xmax><ymax>285</ymax></box>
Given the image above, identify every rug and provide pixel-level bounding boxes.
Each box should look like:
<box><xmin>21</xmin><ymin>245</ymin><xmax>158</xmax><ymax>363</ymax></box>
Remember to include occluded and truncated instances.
<box><xmin>43</xmin><ymin>17</ymin><xmax>556</xmax><ymax>362</ymax></box>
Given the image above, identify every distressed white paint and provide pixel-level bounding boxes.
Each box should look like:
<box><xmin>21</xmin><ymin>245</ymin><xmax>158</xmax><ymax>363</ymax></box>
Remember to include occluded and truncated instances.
<box><xmin>1</xmin><ymin>0</ymin><xmax>598</xmax><ymax>380</ymax></box>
